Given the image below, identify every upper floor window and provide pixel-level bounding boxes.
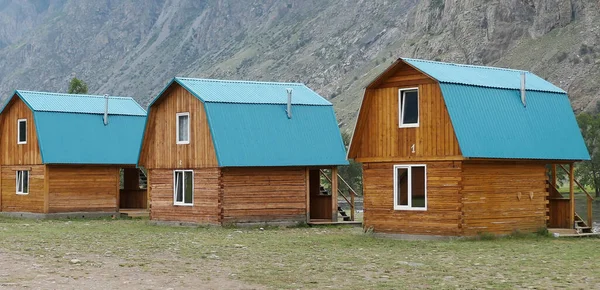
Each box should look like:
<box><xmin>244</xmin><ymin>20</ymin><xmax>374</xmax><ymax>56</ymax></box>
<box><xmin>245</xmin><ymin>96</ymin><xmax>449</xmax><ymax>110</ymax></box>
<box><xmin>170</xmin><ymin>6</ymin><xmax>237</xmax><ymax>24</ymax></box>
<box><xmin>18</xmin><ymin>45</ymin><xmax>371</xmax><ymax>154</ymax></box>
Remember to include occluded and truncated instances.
<box><xmin>16</xmin><ymin>170</ymin><xmax>29</xmax><ymax>195</ymax></box>
<box><xmin>17</xmin><ymin>119</ymin><xmax>27</xmax><ymax>144</ymax></box>
<box><xmin>176</xmin><ymin>112</ymin><xmax>190</xmax><ymax>144</ymax></box>
<box><xmin>399</xmin><ymin>88</ymin><xmax>419</xmax><ymax>128</ymax></box>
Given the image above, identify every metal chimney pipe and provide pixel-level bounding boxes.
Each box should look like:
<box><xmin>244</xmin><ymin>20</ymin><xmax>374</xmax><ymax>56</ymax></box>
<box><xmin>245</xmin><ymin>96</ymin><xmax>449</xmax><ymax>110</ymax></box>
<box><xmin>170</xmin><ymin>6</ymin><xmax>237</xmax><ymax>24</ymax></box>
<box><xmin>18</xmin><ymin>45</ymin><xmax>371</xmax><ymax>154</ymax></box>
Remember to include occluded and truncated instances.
<box><xmin>520</xmin><ymin>72</ymin><xmax>526</xmax><ymax>107</ymax></box>
<box><xmin>286</xmin><ymin>88</ymin><xmax>293</xmax><ymax>119</ymax></box>
<box><xmin>103</xmin><ymin>94</ymin><xmax>109</xmax><ymax>125</ymax></box>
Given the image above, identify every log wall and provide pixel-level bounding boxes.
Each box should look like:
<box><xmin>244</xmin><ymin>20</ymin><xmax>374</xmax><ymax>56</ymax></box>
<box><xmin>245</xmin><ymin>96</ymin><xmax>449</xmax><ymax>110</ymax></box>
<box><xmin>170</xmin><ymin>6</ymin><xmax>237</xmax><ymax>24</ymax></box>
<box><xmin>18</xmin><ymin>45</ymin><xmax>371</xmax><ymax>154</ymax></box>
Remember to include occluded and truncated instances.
<box><xmin>0</xmin><ymin>165</ymin><xmax>45</xmax><ymax>213</ymax></box>
<box><xmin>362</xmin><ymin>161</ymin><xmax>463</xmax><ymax>235</ymax></box>
<box><xmin>221</xmin><ymin>167</ymin><xmax>307</xmax><ymax>224</ymax></box>
<box><xmin>148</xmin><ymin>168</ymin><xmax>221</xmax><ymax>224</ymax></box>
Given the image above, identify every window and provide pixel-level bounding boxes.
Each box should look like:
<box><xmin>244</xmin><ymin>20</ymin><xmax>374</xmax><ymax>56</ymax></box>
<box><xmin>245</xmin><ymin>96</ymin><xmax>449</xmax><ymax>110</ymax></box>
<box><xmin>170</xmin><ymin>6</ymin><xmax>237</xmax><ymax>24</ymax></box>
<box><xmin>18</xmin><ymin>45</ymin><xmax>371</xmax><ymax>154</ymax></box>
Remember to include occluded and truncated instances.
<box><xmin>17</xmin><ymin>119</ymin><xmax>27</xmax><ymax>144</ymax></box>
<box><xmin>16</xmin><ymin>170</ymin><xmax>29</xmax><ymax>195</ymax></box>
<box><xmin>176</xmin><ymin>112</ymin><xmax>190</xmax><ymax>144</ymax></box>
<box><xmin>399</xmin><ymin>88</ymin><xmax>419</xmax><ymax>127</ymax></box>
<box><xmin>393</xmin><ymin>165</ymin><xmax>426</xmax><ymax>210</ymax></box>
<box><xmin>173</xmin><ymin>170</ymin><xmax>193</xmax><ymax>205</ymax></box>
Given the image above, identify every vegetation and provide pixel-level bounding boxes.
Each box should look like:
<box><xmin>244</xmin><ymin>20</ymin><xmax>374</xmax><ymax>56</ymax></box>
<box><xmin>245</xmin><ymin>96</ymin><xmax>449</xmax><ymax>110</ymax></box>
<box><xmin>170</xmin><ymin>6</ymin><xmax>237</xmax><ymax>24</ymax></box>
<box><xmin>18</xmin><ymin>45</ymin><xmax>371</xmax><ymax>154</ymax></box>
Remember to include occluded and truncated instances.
<box><xmin>576</xmin><ymin>111</ymin><xmax>600</xmax><ymax>197</ymax></box>
<box><xmin>338</xmin><ymin>131</ymin><xmax>363</xmax><ymax>195</ymax></box>
<box><xmin>0</xmin><ymin>217</ymin><xmax>598</xmax><ymax>289</ymax></box>
<box><xmin>67</xmin><ymin>77</ymin><xmax>88</xmax><ymax>94</ymax></box>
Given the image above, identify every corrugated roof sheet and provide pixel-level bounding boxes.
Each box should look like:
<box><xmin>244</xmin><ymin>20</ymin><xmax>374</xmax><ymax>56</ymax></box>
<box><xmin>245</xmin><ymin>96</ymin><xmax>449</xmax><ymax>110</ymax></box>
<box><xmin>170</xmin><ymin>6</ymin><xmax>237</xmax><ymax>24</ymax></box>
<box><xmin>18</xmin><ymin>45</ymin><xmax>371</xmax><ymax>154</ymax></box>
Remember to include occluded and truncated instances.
<box><xmin>204</xmin><ymin>103</ymin><xmax>348</xmax><ymax>167</ymax></box>
<box><xmin>439</xmin><ymin>83</ymin><xmax>589</xmax><ymax>160</ymax></box>
<box><xmin>10</xmin><ymin>90</ymin><xmax>146</xmax><ymax>116</ymax></box>
<box><xmin>173</xmin><ymin>77</ymin><xmax>332</xmax><ymax>105</ymax></box>
<box><xmin>35</xmin><ymin>112</ymin><xmax>146</xmax><ymax>164</ymax></box>
<box><xmin>403</xmin><ymin>58</ymin><xmax>565</xmax><ymax>93</ymax></box>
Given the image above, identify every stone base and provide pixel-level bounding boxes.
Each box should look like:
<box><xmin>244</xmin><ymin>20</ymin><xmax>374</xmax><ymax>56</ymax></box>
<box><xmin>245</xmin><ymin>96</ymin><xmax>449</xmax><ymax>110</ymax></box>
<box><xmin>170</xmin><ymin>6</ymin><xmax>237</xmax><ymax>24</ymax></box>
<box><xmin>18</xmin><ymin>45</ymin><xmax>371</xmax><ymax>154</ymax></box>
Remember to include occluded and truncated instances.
<box><xmin>0</xmin><ymin>211</ymin><xmax>119</xmax><ymax>220</ymax></box>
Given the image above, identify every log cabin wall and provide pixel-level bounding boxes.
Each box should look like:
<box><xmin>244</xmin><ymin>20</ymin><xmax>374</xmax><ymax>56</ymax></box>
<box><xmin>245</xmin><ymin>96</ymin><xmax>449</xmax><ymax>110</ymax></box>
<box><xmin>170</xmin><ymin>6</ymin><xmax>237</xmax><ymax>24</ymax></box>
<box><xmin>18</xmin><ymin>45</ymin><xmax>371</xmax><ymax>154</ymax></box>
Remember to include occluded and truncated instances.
<box><xmin>362</xmin><ymin>161</ymin><xmax>463</xmax><ymax>235</ymax></box>
<box><xmin>47</xmin><ymin>165</ymin><xmax>119</xmax><ymax>213</ymax></box>
<box><xmin>139</xmin><ymin>83</ymin><xmax>218</xmax><ymax>169</ymax></box>
<box><xmin>461</xmin><ymin>161</ymin><xmax>548</xmax><ymax>235</ymax></box>
<box><xmin>351</xmin><ymin>64</ymin><xmax>461</xmax><ymax>162</ymax></box>
<box><xmin>221</xmin><ymin>167</ymin><xmax>307</xmax><ymax>224</ymax></box>
<box><xmin>148</xmin><ymin>168</ymin><xmax>221</xmax><ymax>224</ymax></box>
<box><xmin>0</xmin><ymin>165</ymin><xmax>45</xmax><ymax>213</ymax></box>
<box><xmin>0</xmin><ymin>96</ymin><xmax>43</xmax><ymax>165</ymax></box>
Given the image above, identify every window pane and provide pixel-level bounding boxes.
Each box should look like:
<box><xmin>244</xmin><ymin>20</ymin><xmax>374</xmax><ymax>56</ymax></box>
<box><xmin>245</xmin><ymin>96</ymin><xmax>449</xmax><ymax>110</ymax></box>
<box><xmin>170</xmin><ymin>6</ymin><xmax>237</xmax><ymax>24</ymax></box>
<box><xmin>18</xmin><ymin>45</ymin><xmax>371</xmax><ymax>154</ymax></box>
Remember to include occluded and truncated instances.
<box><xmin>18</xmin><ymin>120</ymin><xmax>26</xmax><ymax>142</ymax></box>
<box><xmin>16</xmin><ymin>171</ymin><xmax>22</xmax><ymax>192</ymax></box>
<box><xmin>411</xmin><ymin>166</ymin><xmax>426</xmax><ymax>208</ymax></box>
<box><xmin>396</xmin><ymin>168</ymin><xmax>408</xmax><ymax>206</ymax></box>
<box><xmin>175</xmin><ymin>172</ymin><xmax>183</xmax><ymax>202</ymax></box>
<box><xmin>184</xmin><ymin>171</ymin><xmax>193</xmax><ymax>204</ymax></box>
<box><xmin>22</xmin><ymin>171</ymin><xmax>29</xmax><ymax>194</ymax></box>
<box><xmin>178</xmin><ymin>115</ymin><xmax>189</xmax><ymax>142</ymax></box>
<box><xmin>402</xmin><ymin>91</ymin><xmax>419</xmax><ymax>124</ymax></box>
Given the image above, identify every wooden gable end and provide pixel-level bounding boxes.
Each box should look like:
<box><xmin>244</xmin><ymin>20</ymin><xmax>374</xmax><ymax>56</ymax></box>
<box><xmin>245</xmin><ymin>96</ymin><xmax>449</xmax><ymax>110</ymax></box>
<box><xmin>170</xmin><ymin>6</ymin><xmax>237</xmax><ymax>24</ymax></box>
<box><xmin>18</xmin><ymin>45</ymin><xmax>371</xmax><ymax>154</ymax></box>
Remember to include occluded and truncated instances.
<box><xmin>348</xmin><ymin>60</ymin><xmax>462</xmax><ymax>162</ymax></box>
<box><xmin>139</xmin><ymin>83</ymin><xmax>218</xmax><ymax>169</ymax></box>
<box><xmin>0</xmin><ymin>95</ymin><xmax>43</xmax><ymax>165</ymax></box>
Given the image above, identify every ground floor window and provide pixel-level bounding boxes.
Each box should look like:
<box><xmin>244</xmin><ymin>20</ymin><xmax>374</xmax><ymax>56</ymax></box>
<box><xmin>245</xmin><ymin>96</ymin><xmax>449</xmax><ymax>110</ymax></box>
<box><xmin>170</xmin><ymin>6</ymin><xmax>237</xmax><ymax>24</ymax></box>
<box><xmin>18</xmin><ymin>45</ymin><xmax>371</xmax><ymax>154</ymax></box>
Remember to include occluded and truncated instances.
<box><xmin>16</xmin><ymin>170</ymin><xmax>29</xmax><ymax>195</ymax></box>
<box><xmin>393</xmin><ymin>165</ymin><xmax>426</xmax><ymax>210</ymax></box>
<box><xmin>173</xmin><ymin>170</ymin><xmax>193</xmax><ymax>205</ymax></box>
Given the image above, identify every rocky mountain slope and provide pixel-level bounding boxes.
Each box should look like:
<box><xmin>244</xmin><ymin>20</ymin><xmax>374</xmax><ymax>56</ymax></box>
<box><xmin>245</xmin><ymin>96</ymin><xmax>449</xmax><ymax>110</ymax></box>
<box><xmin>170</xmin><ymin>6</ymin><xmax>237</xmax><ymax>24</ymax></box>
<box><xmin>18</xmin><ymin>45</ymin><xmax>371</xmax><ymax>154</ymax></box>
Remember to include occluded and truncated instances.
<box><xmin>0</xmin><ymin>0</ymin><xmax>599</xmax><ymax>132</ymax></box>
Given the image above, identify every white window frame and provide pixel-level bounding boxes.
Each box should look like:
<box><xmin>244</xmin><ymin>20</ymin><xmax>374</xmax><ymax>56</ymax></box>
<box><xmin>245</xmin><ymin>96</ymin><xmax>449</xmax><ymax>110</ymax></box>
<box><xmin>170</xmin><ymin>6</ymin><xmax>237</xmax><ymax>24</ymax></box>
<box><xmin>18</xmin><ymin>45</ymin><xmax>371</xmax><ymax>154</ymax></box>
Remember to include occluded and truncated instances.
<box><xmin>173</xmin><ymin>170</ymin><xmax>193</xmax><ymax>206</ymax></box>
<box><xmin>16</xmin><ymin>170</ymin><xmax>29</xmax><ymax>195</ymax></box>
<box><xmin>176</xmin><ymin>112</ymin><xmax>190</xmax><ymax>145</ymax></box>
<box><xmin>393</xmin><ymin>164</ymin><xmax>427</xmax><ymax>211</ymax></box>
<box><xmin>17</xmin><ymin>119</ymin><xmax>27</xmax><ymax>144</ymax></box>
<box><xmin>398</xmin><ymin>88</ymin><xmax>419</xmax><ymax>128</ymax></box>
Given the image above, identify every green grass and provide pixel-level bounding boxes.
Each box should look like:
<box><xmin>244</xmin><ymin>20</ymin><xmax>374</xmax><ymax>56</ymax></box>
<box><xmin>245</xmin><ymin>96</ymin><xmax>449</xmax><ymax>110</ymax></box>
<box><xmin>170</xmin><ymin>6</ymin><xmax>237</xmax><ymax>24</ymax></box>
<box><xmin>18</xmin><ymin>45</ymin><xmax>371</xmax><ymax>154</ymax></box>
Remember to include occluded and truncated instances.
<box><xmin>0</xmin><ymin>217</ymin><xmax>598</xmax><ymax>289</ymax></box>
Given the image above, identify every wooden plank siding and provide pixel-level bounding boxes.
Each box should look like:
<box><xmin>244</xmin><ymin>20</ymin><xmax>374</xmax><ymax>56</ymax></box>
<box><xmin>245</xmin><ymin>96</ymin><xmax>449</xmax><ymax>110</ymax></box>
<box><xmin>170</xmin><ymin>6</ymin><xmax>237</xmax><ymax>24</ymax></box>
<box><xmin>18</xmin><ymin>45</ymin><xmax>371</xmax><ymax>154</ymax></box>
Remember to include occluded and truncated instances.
<box><xmin>461</xmin><ymin>162</ymin><xmax>548</xmax><ymax>235</ymax></box>
<box><xmin>1</xmin><ymin>165</ymin><xmax>45</xmax><ymax>213</ymax></box>
<box><xmin>139</xmin><ymin>83</ymin><xmax>218</xmax><ymax>169</ymax></box>
<box><xmin>148</xmin><ymin>168</ymin><xmax>221</xmax><ymax>224</ymax></box>
<box><xmin>362</xmin><ymin>161</ymin><xmax>463</xmax><ymax>235</ymax></box>
<box><xmin>0</xmin><ymin>96</ymin><xmax>42</xmax><ymax>165</ymax></box>
<box><xmin>46</xmin><ymin>166</ymin><xmax>119</xmax><ymax>213</ymax></box>
<box><xmin>221</xmin><ymin>167</ymin><xmax>307</xmax><ymax>224</ymax></box>
<box><xmin>351</xmin><ymin>64</ymin><xmax>461</xmax><ymax>162</ymax></box>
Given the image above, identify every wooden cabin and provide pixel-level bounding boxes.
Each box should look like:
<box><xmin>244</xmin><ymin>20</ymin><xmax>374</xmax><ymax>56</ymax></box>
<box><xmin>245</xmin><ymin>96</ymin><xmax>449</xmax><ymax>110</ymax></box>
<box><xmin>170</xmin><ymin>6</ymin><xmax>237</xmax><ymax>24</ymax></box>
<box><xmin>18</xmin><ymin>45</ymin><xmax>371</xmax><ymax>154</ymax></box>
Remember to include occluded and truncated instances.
<box><xmin>138</xmin><ymin>78</ymin><xmax>349</xmax><ymax>225</ymax></box>
<box><xmin>0</xmin><ymin>91</ymin><xmax>147</xmax><ymax>217</ymax></box>
<box><xmin>348</xmin><ymin>58</ymin><xmax>592</xmax><ymax>237</ymax></box>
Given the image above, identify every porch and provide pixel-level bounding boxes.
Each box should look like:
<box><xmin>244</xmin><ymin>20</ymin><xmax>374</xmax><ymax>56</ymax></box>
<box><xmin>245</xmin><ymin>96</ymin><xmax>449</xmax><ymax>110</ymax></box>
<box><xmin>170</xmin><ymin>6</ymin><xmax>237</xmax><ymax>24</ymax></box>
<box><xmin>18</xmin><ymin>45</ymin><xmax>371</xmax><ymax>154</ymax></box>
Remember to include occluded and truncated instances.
<box><xmin>306</xmin><ymin>167</ymin><xmax>362</xmax><ymax>226</ymax></box>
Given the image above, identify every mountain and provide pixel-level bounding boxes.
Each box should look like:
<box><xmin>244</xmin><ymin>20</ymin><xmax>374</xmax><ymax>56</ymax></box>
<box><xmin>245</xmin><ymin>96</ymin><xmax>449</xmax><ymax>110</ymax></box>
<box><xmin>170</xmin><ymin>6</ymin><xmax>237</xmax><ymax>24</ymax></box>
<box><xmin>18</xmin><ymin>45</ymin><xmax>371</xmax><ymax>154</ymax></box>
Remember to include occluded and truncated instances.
<box><xmin>0</xmin><ymin>0</ymin><xmax>599</xmax><ymax>132</ymax></box>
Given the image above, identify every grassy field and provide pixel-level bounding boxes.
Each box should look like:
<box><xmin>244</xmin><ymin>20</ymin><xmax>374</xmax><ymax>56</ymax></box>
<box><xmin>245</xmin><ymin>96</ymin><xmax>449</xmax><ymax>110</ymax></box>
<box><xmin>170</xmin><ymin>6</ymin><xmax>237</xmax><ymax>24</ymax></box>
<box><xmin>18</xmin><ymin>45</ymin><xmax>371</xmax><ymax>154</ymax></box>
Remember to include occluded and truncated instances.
<box><xmin>0</xmin><ymin>217</ymin><xmax>598</xmax><ymax>289</ymax></box>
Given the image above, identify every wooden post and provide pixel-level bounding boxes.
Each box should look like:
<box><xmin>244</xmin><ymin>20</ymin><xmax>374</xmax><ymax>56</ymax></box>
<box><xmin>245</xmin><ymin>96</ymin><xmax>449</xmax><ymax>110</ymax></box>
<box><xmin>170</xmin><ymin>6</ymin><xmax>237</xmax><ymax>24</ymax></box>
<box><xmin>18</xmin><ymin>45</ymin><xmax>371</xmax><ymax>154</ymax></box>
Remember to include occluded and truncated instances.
<box><xmin>350</xmin><ymin>189</ymin><xmax>355</xmax><ymax>221</ymax></box>
<box><xmin>588</xmin><ymin>196</ymin><xmax>593</xmax><ymax>228</ymax></box>
<box><xmin>569</xmin><ymin>163</ymin><xmax>575</xmax><ymax>228</ymax></box>
<box><xmin>551</xmin><ymin>164</ymin><xmax>556</xmax><ymax>188</ymax></box>
<box><xmin>331</xmin><ymin>167</ymin><xmax>338</xmax><ymax>222</ymax></box>
<box><xmin>305</xmin><ymin>168</ymin><xmax>310</xmax><ymax>223</ymax></box>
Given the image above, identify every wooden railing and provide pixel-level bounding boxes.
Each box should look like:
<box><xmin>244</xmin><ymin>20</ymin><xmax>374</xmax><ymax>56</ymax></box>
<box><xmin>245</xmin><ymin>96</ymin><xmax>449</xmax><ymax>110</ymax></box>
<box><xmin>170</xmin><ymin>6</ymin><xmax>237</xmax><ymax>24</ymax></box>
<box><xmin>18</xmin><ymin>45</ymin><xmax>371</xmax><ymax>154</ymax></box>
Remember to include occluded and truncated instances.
<box><xmin>558</xmin><ymin>164</ymin><xmax>594</xmax><ymax>227</ymax></box>
<box><xmin>320</xmin><ymin>170</ymin><xmax>356</xmax><ymax>221</ymax></box>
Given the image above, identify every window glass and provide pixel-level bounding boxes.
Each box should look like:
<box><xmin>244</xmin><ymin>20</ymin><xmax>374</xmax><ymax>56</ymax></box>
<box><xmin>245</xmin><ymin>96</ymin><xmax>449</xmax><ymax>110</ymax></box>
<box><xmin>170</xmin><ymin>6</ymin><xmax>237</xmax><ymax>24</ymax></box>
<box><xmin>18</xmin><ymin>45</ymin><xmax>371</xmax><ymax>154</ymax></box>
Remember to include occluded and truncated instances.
<box><xmin>178</xmin><ymin>114</ymin><xmax>189</xmax><ymax>143</ymax></box>
<box><xmin>174</xmin><ymin>171</ymin><xmax>184</xmax><ymax>203</ymax></box>
<box><xmin>411</xmin><ymin>166</ymin><xmax>426</xmax><ymax>208</ymax></box>
<box><xmin>184</xmin><ymin>171</ymin><xmax>193</xmax><ymax>204</ymax></box>
<box><xmin>18</xmin><ymin>120</ymin><xmax>27</xmax><ymax>143</ymax></box>
<box><xmin>396</xmin><ymin>168</ymin><xmax>408</xmax><ymax>206</ymax></box>
<box><xmin>402</xmin><ymin>90</ymin><xmax>419</xmax><ymax>125</ymax></box>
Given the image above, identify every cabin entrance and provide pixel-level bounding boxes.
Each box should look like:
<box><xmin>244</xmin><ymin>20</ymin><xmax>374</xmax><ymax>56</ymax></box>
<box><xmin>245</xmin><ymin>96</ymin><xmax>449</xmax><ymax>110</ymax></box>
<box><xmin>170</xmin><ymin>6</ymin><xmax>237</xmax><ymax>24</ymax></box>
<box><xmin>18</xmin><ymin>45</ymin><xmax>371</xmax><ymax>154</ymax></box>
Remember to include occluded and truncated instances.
<box><xmin>119</xmin><ymin>168</ymin><xmax>148</xmax><ymax>214</ymax></box>
<box><xmin>307</xmin><ymin>167</ymin><xmax>359</xmax><ymax>225</ymax></box>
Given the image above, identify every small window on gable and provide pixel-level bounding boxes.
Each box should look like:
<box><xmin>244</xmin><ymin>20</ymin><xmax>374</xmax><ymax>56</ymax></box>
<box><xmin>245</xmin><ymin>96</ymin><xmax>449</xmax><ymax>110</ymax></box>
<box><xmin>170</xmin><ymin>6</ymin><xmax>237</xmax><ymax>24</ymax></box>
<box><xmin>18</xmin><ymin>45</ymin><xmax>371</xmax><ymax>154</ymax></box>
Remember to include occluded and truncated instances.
<box><xmin>399</xmin><ymin>88</ymin><xmax>419</xmax><ymax>128</ymax></box>
<box><xmin>176</xmin><ymin>112</ymin><xmax>190</xmax><ymax>144</ymax></box>
<box><xmin>174</xmin><ymin>170</ymin><xmax>193</xmax><ymax>206</ymax></box>
<box><xmin>17</xmin><ymin>119</ymin><xmax>27</xmax><ymax>144</ymax></box>
<box><xmin>16</xmin><ymin>170</ymin><xmax>29</xmax><ymax>195</ymax></box>
<box><xmin>394</xmin><ymin>165</ymin><xmax>426</xmax><ymax>210</ymax></box>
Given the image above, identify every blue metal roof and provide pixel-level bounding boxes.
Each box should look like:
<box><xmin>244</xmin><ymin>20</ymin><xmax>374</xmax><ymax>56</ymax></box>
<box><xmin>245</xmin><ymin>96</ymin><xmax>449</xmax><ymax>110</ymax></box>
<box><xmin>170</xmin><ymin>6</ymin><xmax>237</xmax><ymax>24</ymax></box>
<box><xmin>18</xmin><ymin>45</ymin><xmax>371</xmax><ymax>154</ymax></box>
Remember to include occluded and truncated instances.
<box><xmin>205</xmin><ymin>103</ymin><xmax>348</xmax><ymax>167</ymax></box>
<box><xmin>5</xmin><ymin>90</ymin><xmax>146</xmax><ymax>116</ymax></box>
<box><xmin>34</xmin><ymin>112</ymin><xmax>147</xmax><ymax>164</ymax></box>
<box><xmin>403</xmin><ymin>58</ymin><xmax>565</xmax><ymax>93</ymax></box>
<box><xmin>4</xmin><ymin>90</ymin><xmax>147</xmax><ymax>165</ymax></box>
<box><xmin>170</xmin><ymin>77</ymin><xmax>332</xmax><ymax>105</ymax></box>
<box><xmin>439</xmin><ymin>83</ymin><xmax>590</xmax><ymax>160</ymax></box>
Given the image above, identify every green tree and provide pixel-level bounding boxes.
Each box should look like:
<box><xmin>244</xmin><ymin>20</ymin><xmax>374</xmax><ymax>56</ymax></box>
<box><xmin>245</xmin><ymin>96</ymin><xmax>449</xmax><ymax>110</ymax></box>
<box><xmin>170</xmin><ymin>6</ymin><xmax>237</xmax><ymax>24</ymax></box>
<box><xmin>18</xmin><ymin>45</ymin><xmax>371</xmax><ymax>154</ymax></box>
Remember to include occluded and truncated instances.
<box><xmin>68</xmin><ymin>77</ymin><xmax>88</xmax><ymax>94</ymax></box>
<box><xmin>576</xmin><ymin>112</ymin><xmax>600</xmax><ymax>197</ymax></box>
<box><xmin>337</xmin><ymin>131</ymin><xmax>363</xmax><ymax>196</ymax></box>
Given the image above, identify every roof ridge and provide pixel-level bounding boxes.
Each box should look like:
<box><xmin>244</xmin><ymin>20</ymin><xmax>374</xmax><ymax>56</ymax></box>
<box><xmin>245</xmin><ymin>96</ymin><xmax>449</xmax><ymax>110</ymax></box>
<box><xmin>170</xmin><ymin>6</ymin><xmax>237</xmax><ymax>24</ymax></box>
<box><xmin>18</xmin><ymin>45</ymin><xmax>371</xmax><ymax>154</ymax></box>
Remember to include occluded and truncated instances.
<box><xmin>402</xmin><ymin>57</ymin><xmax>528</xmax><ymax>73</ymax></box>
<box><xmin>175</xmin><ymin>77</ymin><xmax>305</xmax><ymax>86</ymax></box>
<box><xmin>16</xmin><ymin>90</ymin><xmax>135</xmax><ymax>100</ymax></box>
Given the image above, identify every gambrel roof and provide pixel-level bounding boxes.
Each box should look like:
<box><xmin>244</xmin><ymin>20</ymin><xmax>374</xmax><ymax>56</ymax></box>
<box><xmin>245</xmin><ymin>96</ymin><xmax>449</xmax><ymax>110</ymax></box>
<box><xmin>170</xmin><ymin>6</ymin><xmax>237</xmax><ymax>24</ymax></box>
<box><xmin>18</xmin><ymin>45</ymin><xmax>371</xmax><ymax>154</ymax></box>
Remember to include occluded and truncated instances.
<box><xmin>0</xmin><ymin>90</ymin><xmax>146</xmax><ymax>164</ymax></box>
